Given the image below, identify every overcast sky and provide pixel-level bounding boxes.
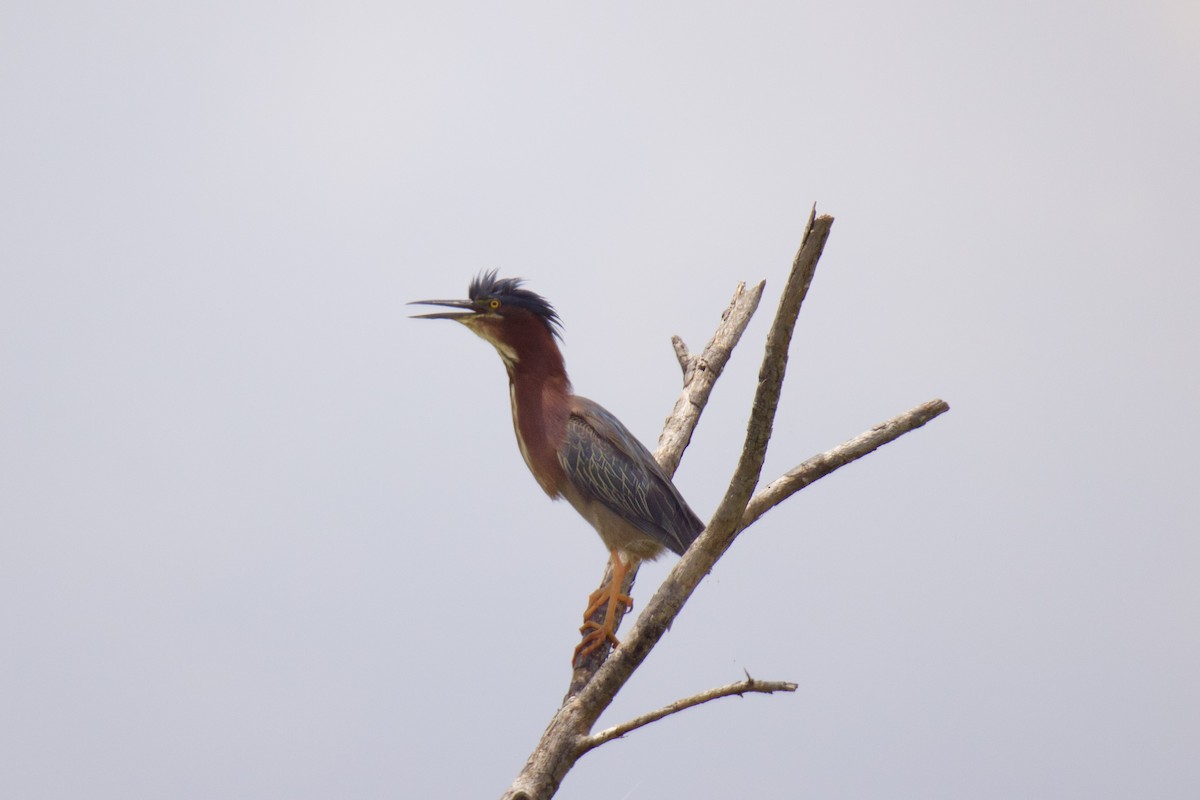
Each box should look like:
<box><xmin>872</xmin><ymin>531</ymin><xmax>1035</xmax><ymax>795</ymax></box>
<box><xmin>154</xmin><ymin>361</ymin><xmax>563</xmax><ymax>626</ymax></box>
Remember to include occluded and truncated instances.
<box><xmin>2</xmin><ymin>1</ymin><xmax>1197</xmax><ymax>798</ymax></box>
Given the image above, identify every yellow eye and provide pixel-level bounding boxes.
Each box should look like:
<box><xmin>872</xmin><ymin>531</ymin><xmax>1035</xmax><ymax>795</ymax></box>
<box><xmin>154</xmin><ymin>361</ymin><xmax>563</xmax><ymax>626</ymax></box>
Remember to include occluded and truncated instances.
<box><xmin>488</xmin><ymin>299</ymin><xmax>501</xmax><ymax>310</ymax></box>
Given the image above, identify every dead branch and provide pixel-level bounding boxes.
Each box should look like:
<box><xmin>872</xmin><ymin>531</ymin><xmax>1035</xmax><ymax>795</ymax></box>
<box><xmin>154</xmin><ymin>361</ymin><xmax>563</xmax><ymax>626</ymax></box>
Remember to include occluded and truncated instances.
<box><xmin>657</xmin><ymin>278</ymin><xmax>766</xmax><ymax>477</ymax></box>
<box><xmin>706</xmin><ymin>203</ymin><xmax>829</xmax><ymax>547</ymax></box>
<box><xmin>500</xmin><ymin>207</ymin><xmax>949</xmax><ymax>800</ymax></box>
<box><xmin>743</xmin><ymin>398</ymin><xmax>951</xmax><ymax>528</ymax></box>
<box><xmin>580</xmin><ymin>676</ymin><xmax>799</xmax><ymax>752</ymax></box>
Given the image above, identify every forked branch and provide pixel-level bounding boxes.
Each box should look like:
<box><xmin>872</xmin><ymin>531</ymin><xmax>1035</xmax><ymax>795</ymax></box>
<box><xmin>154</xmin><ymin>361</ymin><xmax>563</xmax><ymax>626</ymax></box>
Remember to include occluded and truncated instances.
<box><xmin>501</xmin><ymin>207</ymin><xmax>950</xmax><ymax>800</ymax></box>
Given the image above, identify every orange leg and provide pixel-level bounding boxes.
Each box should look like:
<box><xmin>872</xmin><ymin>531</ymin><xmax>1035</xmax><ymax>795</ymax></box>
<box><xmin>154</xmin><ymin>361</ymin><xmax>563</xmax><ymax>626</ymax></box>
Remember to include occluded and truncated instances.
<box><xmin>574</xmin><ymin>549</ymin><xmax>634</xmax><ymax>663</ymax></box>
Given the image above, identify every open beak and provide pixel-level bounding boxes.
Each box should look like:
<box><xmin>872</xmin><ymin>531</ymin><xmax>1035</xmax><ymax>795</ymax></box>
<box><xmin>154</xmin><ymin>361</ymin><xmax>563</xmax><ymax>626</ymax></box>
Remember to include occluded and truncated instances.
<box><xmin>408</xmin><ymin>298</ymin><xmax>478</xmax><ymax>321</ymax></box>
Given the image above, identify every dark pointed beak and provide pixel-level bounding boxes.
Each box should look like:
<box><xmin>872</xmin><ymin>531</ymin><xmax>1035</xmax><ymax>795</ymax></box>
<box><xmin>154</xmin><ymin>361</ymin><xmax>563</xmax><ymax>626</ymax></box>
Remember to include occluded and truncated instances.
<box><xmin>408</xmin><ymin>298</ymin><xmax>477</xmax><ymax>321</ymax></box>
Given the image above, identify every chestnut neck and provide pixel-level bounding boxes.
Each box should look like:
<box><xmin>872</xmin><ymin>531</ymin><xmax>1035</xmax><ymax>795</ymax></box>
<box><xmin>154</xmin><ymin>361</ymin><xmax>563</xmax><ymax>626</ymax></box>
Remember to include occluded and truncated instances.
<box><xmin>503</xmin><ymin>319</ymin><xmax>572</xmax><ymax>495</ymax></box>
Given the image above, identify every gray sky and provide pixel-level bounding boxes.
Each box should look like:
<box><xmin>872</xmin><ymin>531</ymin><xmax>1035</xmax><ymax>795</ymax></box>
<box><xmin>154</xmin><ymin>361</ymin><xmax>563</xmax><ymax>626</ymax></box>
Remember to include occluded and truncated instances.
<box><xmin>2</xmin><ymin>1</ymin><xmax>1197</xmax><ymax>797</ymax></box>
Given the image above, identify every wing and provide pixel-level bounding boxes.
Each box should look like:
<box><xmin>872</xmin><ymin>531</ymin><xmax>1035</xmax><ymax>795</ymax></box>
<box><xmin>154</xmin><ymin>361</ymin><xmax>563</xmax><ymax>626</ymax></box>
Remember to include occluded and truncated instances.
<box><xmin>558</xmin><ymin>397</ymin><xmax>704</xmax><ymax>555</ymax></box>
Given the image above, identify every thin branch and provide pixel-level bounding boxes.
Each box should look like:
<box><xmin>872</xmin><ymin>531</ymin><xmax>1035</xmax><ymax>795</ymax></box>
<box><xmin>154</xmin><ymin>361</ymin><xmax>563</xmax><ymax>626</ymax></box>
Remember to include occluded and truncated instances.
<box><xmin>580</xmin><ymin>677</ymin><xmax>799</xmax><ymax>753</ymax></box>
<box><xmin>743</xmin><ymin>398</ymin><xmax>951</xmax><ymax>528</ymax></box>
<box><xmin>707</xmin><ymin>205</ymin><xmax>831</xmax><ymax>542</ymax></box>
<box><xmin>656</xmin><ymin>279</ymin><xmax>765</xmax><ymax>477</ymax></box>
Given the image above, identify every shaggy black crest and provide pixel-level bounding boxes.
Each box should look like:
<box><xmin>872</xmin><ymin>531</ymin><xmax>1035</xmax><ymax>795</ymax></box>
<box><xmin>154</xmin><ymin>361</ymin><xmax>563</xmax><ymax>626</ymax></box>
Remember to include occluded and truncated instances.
<box><xmin>469</xmin><ymin>270</ymin><xmax>563</xmax><ymax>339</ymax></box>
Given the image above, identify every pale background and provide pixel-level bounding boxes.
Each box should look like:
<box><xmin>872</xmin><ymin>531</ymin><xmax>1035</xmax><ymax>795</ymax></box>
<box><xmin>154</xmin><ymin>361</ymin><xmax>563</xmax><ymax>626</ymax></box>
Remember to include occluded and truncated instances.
<box><xmin>2</xmin><ymin>2</ymin><xmax>1197</xmax><ymax>798</ymax></box>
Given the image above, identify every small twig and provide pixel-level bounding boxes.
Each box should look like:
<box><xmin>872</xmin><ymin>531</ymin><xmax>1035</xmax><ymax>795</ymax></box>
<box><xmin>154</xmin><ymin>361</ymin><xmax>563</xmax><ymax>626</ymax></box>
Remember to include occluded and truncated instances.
<box><xmin>580</xmin><ymin>677</ymin><xmax>799</xmax><ymax>753</ymax></box>
<box><xmin>671</xmin><ymin>335</ymin><xmax>691</xmax><ymax>377</ymax></box>
<box><xmin>743</xmin><ymin>398</ymin><xmax>951</xmax><ymax>528</ymax></box>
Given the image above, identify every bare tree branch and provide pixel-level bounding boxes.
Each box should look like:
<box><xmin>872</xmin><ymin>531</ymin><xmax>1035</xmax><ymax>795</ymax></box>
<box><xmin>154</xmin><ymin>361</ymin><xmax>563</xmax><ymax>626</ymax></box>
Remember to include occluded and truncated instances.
<box><xmin>743</xmin><ymin>398</ymin><xmax>951</xmax><ymax>528</ymax></box>
<box><xmin>504</xmin><ymin>209</ymin><xmax>837</xmax><ymax>800</ymax></box>
<box><xmin>501</xmin><ymin>207</ymin><xmax>951</xmax><ymax>800</ymax></box>
<box><xmin>580</xmin><ymin>676</ymin><xmax>799</xmax><ymax>752</ymax></box>
<box><xmin>705</xmin><ymin>204</ymin><xmax>830</xmax><ymax>547</ymax></box>
<box><xmin>656</xmin><ymin>278</ymin><xmax>766</xmax><ymax>477</ymax></box>
<box><xmin>563</xmin><ymin>212</ymin><xmax>835</xmax><ymax>727</ymax></box>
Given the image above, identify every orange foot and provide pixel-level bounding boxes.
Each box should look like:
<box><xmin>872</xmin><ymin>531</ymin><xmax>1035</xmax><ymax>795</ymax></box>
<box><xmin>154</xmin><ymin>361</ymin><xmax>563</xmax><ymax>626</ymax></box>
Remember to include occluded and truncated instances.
<box><xmin>573</xmin><ymin>549</ymin><xmax>634</xmax><ymax>664</ymax></box>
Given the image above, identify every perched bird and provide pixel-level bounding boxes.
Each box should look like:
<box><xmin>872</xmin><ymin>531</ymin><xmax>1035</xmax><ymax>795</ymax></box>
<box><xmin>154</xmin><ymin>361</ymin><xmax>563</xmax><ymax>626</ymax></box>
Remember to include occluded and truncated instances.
<box><xmin>411</xmin><ymin>271</ymin><xmax>704</xmax><ymax>660</ymax></box>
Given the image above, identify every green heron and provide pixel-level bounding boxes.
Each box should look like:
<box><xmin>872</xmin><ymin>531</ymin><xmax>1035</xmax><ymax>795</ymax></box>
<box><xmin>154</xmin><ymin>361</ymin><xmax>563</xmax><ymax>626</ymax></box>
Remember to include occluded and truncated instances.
<box><xmin>411</xmin><ymin>271</ymin><xmax>704</xmax><ymax>660</ymax></box>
